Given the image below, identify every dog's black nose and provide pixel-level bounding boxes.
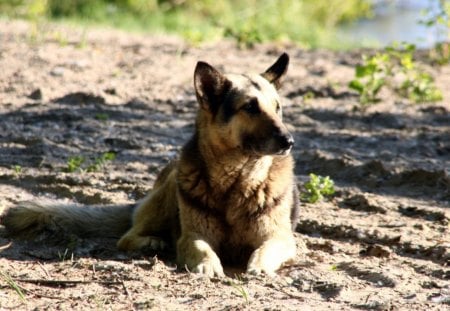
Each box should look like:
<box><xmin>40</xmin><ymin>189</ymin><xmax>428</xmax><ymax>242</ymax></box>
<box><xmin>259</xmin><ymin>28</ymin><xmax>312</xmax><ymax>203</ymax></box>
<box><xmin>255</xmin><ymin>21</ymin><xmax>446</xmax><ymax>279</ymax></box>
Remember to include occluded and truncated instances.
<box><xmin>277</xmin><ymin>133</ymin><xmax>294</xmax><ymax>150</ymax></box>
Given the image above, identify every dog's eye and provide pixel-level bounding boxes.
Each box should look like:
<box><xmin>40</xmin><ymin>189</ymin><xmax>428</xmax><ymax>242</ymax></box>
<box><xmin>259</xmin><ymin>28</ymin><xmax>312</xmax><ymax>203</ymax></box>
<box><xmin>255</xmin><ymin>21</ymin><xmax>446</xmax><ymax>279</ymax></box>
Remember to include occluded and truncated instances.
<box><xmin>242</xmin><ymin>98</ymin><xmax>260</xmax><ymax>115</ymax></box>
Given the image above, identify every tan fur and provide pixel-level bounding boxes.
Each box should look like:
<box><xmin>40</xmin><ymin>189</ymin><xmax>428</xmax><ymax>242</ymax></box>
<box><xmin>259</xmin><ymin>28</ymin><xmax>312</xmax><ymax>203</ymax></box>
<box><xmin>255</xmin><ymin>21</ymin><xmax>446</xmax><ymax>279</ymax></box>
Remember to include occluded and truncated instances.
<box><xmin>2</xmin><ymin>53</ymin><xmax>299</xmax><ymax>277</ymax></box>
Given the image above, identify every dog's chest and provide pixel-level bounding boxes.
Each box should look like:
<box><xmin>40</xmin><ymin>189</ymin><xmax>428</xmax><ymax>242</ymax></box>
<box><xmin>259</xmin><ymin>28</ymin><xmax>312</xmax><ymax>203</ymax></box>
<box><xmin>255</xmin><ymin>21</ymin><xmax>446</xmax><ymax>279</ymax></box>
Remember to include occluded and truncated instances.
<box><xmin>211</xmin><ymin>156</ymin><xmax>273</xmax><ymax>203</ymax></box>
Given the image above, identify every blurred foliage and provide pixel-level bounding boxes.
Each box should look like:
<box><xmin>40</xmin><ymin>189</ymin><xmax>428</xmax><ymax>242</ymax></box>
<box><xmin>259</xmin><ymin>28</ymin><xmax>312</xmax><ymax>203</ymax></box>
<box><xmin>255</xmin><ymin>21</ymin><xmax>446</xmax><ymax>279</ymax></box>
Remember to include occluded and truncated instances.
<box><xmin>0</xmin><ymin>0</ymin><xmax>373</xmax><ymax>48</ymax></box>
<box><xmin>420</xmin><ymin>0</ymin><xmax>450</xmax><ymax>64</ymax></box>
<box><xmin>349</xmin><ymin>43</ymin><xmax>443</xmax><ymax>105</ymax></box>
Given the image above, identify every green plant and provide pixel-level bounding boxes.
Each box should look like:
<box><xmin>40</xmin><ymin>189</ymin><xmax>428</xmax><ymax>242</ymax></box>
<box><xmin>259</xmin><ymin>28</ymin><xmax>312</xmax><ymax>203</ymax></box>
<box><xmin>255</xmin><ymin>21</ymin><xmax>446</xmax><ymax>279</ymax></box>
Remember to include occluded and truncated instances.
<box><xmin>11</xmin><ymin>164</ymin><xmax>22</xmax><ymax>174</ymax></box>
<box><xmin>348</xmin><ymin>53</ymin><xmax>390</xmax><ymax>104</ymax></box>
<box><xmin>302</xmin><ymin>90</ymin><xmax>316</xmax><ymax>104</ymax></box>
<box><xmin>228</xmin><ymin>275</ymin><xmax>250</xmax><ymax>304</ymax></box>
<box><xmin>420</xmin><ymin>0</ymin><xmax>450</xmax><ymax>65</ymax></box>
<box><xmin>65</xmin><ymin>155</ymin><xmax>85</xmax><ymax>173</ymax></box>
<box><xmin>64</xmin><ymin>152</ymin><xmax>115</xmax><ymax>173</ymax></box>
<box><xmin>86</xmin><ymin>151</ymin><xmax>116</xmax><ymax>172</ymax></box>
<box><xmin>398</xmin><ymin>71</ymin><xmax>443</xmax><ymax>103</ymax></box>
<box><xmin>349</xmin><ymin>43</ymin><xmax>443</xmax><ymax>104</ymax></box>
<box><xmin>301</xmin><ymin>173</ymin><xmax>335</xmax><ymax>203</ymax></box>
<box><xmin>0</xmin><ymin>270</ymin><xmax>26</xmax><ymax>302</ymax></box>
<box><xmin>76</xmin><ymin>28</ymin><xmax>88</xmax><ymax>49</ymax></box>
<box><xmin>388</xmin><ymin>43</ymin><xmax>443</xmax><ymax>103</ymax></box>
<box><xmin>94</xmin><ymin>113</ymin><xmax>109</xmax><ymax>121</ymax></box>
<box><xmin>52</xmin><ymin>30</ymin><xmax>69</xmax><ymax>46</ymax></box>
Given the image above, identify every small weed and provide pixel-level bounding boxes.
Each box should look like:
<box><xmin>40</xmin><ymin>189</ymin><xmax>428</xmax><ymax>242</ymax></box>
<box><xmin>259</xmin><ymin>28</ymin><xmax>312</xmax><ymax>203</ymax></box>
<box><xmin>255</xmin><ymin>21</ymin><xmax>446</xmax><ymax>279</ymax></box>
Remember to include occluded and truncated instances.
<box><xmin>0</xmin><ymin>270</ymin><xmax>27</xmax><ymax>302</ymax></box>
<box><xmin>302</xmin><ymin>91</ymin><xmax>316</xmax><ymax>104</ymax></box>
<box><xmin>52</xmin><ymin>30</ymin><xmax>68</xmax><ymax>46</ymax></box>
<box><xmin>348</xmin><ymin>53</ymin><xmax>389</xmax><ymax>104</ymax></box>
<box><xmin>57</xmin><ymin>248</ymin><xmax>74</xmax><ymax>262</ymax></box>
<box><xmin>87</xmin><ymin>152</ymin><xmax>116</xmax><ymax>172</ymax></box>
<box><xmin>65</xmin><ymin>155</ymin><xmax>85</xmax><ymax>173</ymax></box>
<box><xmin>11</xmin><ymin>165</ymin><xmax>22</xmax><ymax>174</ymax></box>
<box><xmin>64</xmin><ymin>152</ymin><xmax>116</xmax><ymax>173</ymax></box>
<box><xmin>301</xmin><ymin>173</ymin><xmax>335</xmax><ymax>203</ymax></box>
<box><xmin>349</xmin><ymin>43</ymin><xmax>443</xmax><ymax>104</ymax></box>
<box><xmin>389</xmin><ymin>43</ymin><xmax>443</xmax><ymax>103</ymax></box>
<box><xmin>398</xmin><ymin>71</ymin><xmax>443</xmax><ymax>103</ymax></box>
<box><xmin>76</xmin><ymin>28</ymin><xmax>89</xmax><ymax>49</ymax></box>
<box><xmin>94</xmin><ymin>113</ymin><xmax>109</xmax><ymax>121</ymax></box>
<box><xmin>228</xmin><ymin>275</ymin><xmax>250</xmax><ymax>304</ymax></box>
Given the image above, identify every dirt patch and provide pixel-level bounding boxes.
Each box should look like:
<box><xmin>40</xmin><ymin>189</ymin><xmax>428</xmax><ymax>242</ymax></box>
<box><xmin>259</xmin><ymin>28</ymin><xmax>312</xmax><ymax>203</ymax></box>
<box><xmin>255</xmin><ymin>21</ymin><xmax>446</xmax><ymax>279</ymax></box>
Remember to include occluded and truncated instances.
<box><xmin>0</xmin><ymin>20</ymin><xmax>449</xmax><ymax>310</ymax></box>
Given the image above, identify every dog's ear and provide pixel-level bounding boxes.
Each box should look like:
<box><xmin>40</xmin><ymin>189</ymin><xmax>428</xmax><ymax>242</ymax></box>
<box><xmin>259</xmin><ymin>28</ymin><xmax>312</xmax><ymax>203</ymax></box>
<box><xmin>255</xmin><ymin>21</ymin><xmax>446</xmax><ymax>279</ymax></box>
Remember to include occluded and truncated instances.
<box><xmin>194</xmin><ymin>61</ymin><xmax>231</xmax><ymax>114</ymax></box>
<box><xmin>261</xmin><ymin>53</ymin><xmax>289</xmax><ymax>89</ymax></box>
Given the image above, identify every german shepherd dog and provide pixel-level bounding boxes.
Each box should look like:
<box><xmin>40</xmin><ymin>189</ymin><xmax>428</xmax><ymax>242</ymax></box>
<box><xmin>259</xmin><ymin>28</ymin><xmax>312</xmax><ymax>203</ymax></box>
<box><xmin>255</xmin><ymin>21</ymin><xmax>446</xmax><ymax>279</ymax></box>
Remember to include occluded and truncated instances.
<box><xmin>2</xmin><ymin>53</ymin><xmax>299</xmax><ymax>277</ymax></box>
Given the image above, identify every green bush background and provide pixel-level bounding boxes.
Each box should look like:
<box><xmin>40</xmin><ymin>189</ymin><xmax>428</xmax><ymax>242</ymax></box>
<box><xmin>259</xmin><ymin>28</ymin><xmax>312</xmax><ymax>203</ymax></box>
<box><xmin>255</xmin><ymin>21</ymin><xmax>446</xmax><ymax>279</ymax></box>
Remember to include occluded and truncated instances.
<box><xmin>0</xmin><ymin>0</ymin><xmax>373</xmax><ymax>48</ymax></box>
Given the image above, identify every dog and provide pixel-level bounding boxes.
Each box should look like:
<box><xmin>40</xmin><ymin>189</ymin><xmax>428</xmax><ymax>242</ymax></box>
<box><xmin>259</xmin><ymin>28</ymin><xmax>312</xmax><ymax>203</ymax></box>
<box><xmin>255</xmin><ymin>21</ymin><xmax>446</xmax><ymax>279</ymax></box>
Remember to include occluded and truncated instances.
<box><xmin>2</xmin><ymin>53</ymin><xmax>299</xmax><ymax>277</ymax></box>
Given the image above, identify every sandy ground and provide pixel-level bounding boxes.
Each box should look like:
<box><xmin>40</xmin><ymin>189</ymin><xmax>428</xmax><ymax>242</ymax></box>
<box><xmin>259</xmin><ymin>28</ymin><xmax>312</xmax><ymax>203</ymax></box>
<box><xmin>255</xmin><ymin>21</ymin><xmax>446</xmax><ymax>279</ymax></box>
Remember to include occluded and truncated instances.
<box><xmin>0</xmin><ymin>20</ymin><xmax>449</xmax><ymax>310</ymax></box>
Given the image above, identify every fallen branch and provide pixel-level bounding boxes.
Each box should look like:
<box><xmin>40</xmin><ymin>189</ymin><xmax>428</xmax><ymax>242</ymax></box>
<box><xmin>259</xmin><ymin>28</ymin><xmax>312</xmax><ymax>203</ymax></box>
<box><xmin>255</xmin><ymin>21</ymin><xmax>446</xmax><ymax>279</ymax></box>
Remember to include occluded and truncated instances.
<box><xmin>14</xmin><ymin>278</ymin><xmax>123</xmax><ymax>287</ymax></box>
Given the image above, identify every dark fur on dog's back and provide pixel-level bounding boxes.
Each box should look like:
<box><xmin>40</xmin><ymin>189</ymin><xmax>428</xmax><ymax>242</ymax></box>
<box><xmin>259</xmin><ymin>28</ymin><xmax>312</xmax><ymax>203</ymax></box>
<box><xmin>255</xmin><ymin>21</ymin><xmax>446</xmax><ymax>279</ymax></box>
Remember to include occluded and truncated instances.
<box><xmin>2</xmin><ymin>53</ymin><xmax>299</xmax><ymax>277</ymax></box>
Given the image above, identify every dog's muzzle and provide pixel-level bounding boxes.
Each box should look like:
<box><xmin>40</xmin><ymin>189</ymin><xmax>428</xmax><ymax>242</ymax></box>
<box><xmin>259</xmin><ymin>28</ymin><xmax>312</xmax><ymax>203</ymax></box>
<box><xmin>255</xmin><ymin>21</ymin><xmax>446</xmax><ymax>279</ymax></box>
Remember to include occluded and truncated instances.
<box><xmin>274</xmin><ymin>132</ymin><xmax>294</xmax><ymax>155</ymax></box>
<box><xmin>242</xmin><ymin>128</ymin><xmax>294</xmax><ymax>156</ymax></box>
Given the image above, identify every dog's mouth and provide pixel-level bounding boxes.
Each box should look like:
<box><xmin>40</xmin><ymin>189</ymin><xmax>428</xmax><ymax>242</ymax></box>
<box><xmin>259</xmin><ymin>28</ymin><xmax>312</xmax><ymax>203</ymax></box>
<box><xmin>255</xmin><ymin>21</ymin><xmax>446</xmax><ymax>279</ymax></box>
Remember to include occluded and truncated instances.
<box><xmin>276</xmin><ymin>145</ymin><xmax>292</xmax><ymax>156</ymax></box>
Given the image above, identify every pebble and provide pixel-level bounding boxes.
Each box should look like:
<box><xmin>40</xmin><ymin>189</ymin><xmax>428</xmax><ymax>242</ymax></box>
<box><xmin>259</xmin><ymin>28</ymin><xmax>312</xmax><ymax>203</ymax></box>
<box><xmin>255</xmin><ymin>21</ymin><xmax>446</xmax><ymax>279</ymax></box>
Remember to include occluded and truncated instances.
<box><xmin>28</xmin><ymin>88</ymin><xmax>42</xmax><ymax>100</ymax></box>
<box><xmin>50</xmin><ymin>66</ymin><xmax>65</xmax><ymax>76</ymax></box>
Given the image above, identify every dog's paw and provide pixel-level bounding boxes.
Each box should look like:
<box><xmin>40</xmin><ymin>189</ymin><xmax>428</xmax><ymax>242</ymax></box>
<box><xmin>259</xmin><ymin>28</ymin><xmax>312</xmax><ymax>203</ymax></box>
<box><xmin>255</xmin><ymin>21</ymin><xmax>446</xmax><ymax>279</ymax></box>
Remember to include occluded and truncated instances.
<box><xmin>191</xmin><ymin>257</ymin><xmax>225</xmax><ymax>278</ymax></box>
<box><xmin>246</xmin><ymin>265</ymin><xmax>276</xmax><ymax>277</ymax></box>
<box><xmin>147</xmin><ymin>237</ymin><xmax>167</xmax><ymax>251</ymax></box>
<box><xmin>246</xmin><ymin>249</ymin><xmax>278</xmax><ymax>276</ymax></box>
<box><xmin>178</xmin><ymin>235</ymin><xmax>225</xmax><ymax>277</ymax></box>
<box><xmin>117</xmin><ymin>234</ymin><xmax>166</xmax><ymax>251</ymax></box>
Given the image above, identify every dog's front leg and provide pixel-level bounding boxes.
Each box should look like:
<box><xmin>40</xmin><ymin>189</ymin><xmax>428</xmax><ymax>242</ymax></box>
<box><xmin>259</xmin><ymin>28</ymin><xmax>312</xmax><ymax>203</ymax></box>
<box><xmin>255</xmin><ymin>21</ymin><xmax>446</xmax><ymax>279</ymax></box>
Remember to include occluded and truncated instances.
<box><xmin>247</xmin><ymin>233</ymin><xmax>296</xmax><ymax>276</ymax></box>
<box><xmin>177</xmin><ymin>232</ymin><xmax>224</xmax><ymax>277</ymax></box>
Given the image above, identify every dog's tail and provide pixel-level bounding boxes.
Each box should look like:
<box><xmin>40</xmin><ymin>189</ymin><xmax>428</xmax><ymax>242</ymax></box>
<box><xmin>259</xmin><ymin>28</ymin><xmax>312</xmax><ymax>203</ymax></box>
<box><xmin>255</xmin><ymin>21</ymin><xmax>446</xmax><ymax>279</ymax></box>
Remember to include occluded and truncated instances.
<box><xmin>1</xmin><ymin>200</ymin><xmax>134</xmax><ymax>239</ymax></box>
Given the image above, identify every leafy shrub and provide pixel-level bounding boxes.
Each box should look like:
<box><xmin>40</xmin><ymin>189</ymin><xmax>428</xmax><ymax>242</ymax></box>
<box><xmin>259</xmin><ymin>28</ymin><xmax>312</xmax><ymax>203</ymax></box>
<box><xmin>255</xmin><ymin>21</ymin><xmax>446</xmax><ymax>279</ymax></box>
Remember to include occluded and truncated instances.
<box><xmin>301</xmin><ymin>173</ymin><xmax>335</xmax><ymax>203</ymax></box>
<box><xmin>348</xmin><ymin>53</ymin><xmax>389</xmax><ymax>104</ymax></box>
<box><xmin>349</xmin><ymin>43</ymin><xmax>443</xmax><ymax>104</ymax></box>
<box><xmin>419</xmin><ymin>0</ymin><xmax>450</xmax><ymax>65</ymax></box>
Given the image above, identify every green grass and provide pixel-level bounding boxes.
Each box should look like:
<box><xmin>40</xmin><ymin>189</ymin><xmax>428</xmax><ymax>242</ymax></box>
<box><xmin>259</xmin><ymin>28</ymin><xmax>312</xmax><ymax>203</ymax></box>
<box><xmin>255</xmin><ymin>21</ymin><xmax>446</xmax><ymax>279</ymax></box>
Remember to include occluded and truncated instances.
<box><xmin>228</xmin><ymin>275</ymin><xmax>250</xmax><ymax>304</ymax></box>
<box><xmin>0</xmin><ymin>0</ymin><xmax>373</xmax><ymax>49</ymax></box>
<box><xmin>0</xmin><ymin>270</ymin><xmax>27</xmax><ymax>302</ymax></box>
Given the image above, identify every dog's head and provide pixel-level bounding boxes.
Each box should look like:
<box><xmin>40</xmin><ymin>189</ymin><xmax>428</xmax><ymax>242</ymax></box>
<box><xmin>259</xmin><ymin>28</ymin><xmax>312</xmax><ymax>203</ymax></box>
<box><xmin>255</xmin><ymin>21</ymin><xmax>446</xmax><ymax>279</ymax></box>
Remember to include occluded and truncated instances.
<box><xmin>194</xmin><ymin>53</ymin><xmax>293</xmax><ymax>156</ymax></box>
